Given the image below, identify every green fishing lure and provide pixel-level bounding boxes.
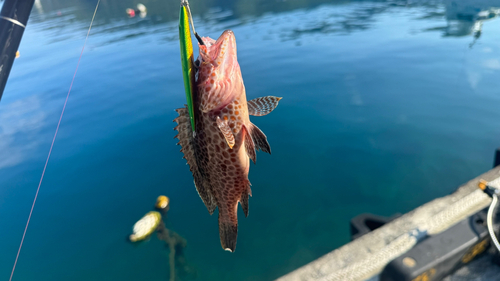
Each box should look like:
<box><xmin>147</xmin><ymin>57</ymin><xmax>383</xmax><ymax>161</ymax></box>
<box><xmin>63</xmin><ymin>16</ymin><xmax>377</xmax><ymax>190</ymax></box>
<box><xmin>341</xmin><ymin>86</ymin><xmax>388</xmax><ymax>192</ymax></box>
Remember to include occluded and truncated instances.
<box><xmin>179</xmin><ymin>2</ymin><xmax>196</xmax><ymax>132</ymax></box>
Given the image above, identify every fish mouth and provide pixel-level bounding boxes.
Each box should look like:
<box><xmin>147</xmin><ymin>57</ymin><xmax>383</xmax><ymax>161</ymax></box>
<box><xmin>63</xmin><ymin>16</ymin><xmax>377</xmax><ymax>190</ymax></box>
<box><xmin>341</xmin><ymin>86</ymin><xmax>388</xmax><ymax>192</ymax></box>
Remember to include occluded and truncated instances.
<box><xmin>199</xmin><ymin>30</ymin><xmax>237</xmax><ymax>72</ymax></box>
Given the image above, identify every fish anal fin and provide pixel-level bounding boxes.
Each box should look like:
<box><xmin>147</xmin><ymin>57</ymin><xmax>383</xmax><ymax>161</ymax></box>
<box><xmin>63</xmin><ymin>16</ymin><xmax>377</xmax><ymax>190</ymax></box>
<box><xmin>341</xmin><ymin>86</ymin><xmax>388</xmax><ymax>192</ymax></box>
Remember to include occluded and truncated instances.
<box><xmin>216</xmin><ymin>116</ymin><xmax>235</xmax><ymax>149</ymax></box>
<box><xmin>249</xmin><ymin>123</ymin><xmax>271</xmax><ymax>154</ymax></box>
<box><xmin>247</xmin><ymin>96</ymin><xmax>282</xmax><ymax>116</ymax></box>
<box><xmin>174</xmin><ymin>106</ymin><xmax>216</xmax><ymax>214</ymax></box>
<box><xmin>242</xmin><ymin>125</ymin><xmax>256</xmax><ymax>164</ymax></box>
<box><xmin>239</xmin><ymin>181</ymin><xmax>251</xmax><ymax>217</ymax></box>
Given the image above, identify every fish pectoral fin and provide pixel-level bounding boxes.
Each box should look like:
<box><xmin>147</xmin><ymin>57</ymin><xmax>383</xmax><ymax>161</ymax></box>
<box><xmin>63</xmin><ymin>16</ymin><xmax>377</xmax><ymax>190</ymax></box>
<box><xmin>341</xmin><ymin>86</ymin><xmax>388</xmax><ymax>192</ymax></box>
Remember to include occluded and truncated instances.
<box><xmin>249</xmin><ymin>123</ymin><xmax>271</xmax><ymax>154</ymax></box>
<box><xmin>216</xmin><ymin>116</ymin><xmax>235</xmax><ymax>149</ymax></box>
<box><xmin>247</xmin><ymin>96</ymin><xmax>282</xmax><ymax>116</ymax></box>
<box><xmin>242</xmin><ymin>125</ymin><xmax>256</xmax><ymax>164</ymax></box>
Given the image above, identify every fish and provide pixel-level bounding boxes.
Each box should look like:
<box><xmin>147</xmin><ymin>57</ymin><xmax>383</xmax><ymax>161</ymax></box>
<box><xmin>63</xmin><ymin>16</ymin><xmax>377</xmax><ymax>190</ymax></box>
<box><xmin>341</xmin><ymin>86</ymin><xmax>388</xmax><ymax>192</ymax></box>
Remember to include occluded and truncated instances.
<box><xmin>174</xmin><ymin>30</ymin><xmax>281</xmax><ymax>252</ymax></box>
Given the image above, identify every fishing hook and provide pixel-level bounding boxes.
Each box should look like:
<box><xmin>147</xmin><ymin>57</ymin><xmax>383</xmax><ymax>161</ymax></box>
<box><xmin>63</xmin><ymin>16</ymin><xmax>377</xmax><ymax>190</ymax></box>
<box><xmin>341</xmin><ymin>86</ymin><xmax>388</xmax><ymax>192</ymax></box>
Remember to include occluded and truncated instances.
<box><xmin>181</xmin><ymin>0</ymin><xmax>204</xmax><ymax>45</ymax></box>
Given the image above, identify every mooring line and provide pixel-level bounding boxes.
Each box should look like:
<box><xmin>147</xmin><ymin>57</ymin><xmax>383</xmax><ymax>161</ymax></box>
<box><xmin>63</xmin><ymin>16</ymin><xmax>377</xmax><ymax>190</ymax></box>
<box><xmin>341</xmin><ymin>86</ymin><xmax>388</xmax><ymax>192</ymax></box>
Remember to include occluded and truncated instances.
<box><xmin>9</xmin><ymin>1</ymin><xmax>101</xmax><ymax>280</ymax></box>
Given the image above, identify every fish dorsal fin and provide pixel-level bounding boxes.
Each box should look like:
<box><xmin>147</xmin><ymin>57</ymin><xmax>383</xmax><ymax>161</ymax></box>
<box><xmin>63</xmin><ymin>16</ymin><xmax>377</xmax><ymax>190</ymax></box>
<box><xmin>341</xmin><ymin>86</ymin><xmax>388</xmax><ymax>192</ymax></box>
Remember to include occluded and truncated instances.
<box><xmin>216</xmin><ymin>116</ymin><xmax>235</xmax><ymax>149</ymax></box>
<box><xmin>242</xmin><ymin>125</ymin><xmax>256</xmax><ymax>164</ymax></box>
<box><xmin>247</xmin><ymin>96</ymin><xmax>282</xmax><ymax>116</ymax></box>
<box><xmin>248</xmin><ymin>123</ymin><xmax>271</xmax><ymax>154</ymax></box>
<box><xmin>174</xmin><ymin>106</ymin><xmax>216</xmax><ymax>214</ymax></box>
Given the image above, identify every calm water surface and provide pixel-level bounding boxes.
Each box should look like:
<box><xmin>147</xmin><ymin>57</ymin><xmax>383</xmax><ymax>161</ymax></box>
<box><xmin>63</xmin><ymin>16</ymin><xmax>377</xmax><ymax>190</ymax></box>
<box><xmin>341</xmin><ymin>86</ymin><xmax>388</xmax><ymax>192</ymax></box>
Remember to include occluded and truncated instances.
<box><xmin>1</xmin><ymin>0</ymin><xmax>500</xmax><ymax>280</ymax></box>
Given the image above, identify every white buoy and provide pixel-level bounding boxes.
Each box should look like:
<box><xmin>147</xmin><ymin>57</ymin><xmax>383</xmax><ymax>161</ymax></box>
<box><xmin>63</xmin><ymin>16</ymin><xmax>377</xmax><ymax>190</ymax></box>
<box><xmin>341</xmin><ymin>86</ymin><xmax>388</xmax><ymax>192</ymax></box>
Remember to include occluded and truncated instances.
<box><xmin>129</xmin><ymin>211</ymin><xmax>162</xmax><ymax>242</ymax></box>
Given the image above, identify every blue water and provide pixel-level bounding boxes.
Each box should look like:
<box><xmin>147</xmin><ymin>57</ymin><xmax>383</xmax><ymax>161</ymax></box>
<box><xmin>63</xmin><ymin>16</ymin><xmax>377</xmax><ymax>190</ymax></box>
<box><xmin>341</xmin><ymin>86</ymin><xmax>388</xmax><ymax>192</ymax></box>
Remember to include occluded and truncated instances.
<box><xmin>1</xmin><ymin>0</ymin><xmax>500</xmax><ymax>280</ymax></box>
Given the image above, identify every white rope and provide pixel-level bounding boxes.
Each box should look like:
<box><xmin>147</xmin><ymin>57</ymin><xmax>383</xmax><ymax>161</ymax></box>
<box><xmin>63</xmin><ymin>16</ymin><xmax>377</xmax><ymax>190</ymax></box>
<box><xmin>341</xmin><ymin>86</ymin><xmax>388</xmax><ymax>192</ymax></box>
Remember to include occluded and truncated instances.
<box><xmin>318</xmin><ymin>231</ymin><xmax>419</xmax><ymax>281</ymax></box>
<box><xmin>423</xmin><ymin>189</ymin><xmax>489</xmax><ymax>235</ymax></box>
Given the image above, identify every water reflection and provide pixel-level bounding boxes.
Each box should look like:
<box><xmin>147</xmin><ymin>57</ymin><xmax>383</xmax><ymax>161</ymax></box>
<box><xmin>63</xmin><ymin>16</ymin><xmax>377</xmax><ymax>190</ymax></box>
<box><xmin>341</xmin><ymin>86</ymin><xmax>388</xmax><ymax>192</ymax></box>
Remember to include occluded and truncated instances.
<box><xmin>444</xmin><ymin>0</ymin><xmax>500</xmax><ymax>37</ymax></box>
<box><xmin>285</xmin><ymin>3</ymin><xmax>392</xmax><ymax>40</ymax></box>
<box><xmin>421</xmin><ymin>0</ymin><xmax>500</xmax><ymax>45</ymax></box>
<box><xmin>26</xmin><ymin>0</ymin><xmax>500</xmax><ymax>46</ymax></box>
<box><xmin>0</xmin><ymin>96</ymin><xmax>46</xmax><ymax>169</ymax></box>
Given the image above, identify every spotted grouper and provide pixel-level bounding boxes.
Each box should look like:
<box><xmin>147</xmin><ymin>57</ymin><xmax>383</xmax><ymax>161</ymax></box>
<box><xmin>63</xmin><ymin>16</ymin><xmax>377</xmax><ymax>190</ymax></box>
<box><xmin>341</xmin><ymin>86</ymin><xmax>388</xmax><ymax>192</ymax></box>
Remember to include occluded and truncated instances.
<box><xmin>174</xmin><ymin>30</ymin><xmax>281</xmax><ymax>252</ymax></box>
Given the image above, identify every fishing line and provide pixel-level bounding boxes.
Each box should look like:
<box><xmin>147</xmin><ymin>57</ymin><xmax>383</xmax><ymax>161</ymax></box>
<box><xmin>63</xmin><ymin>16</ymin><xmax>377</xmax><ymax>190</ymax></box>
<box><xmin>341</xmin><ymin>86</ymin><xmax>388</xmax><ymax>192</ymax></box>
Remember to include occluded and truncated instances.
<box><xmin>181</xmin><ymin>0</ymin><xmax>204</xmax><ymax>45</ymax></box>
<box><xmin>9</xmin><ymin>1</ymin><xmax>101</xmax><ymax>280</ymax></box>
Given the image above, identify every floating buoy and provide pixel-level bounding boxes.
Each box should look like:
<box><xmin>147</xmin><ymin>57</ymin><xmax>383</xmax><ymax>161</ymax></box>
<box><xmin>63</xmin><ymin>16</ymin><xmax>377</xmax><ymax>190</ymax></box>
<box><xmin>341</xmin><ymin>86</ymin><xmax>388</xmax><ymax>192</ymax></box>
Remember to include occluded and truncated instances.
<box><xmin>155</xmin><ymin>195</ymin><xmax>169</xmax><ymax>210</ymax></box>
<box><xmin>126</xmin><ymin>8</ymin><xmax>135</xmax><ymax>17</ymax></box>
<box><xmin>129</xmin><ymin>211</ymin><xmax>162</xmax><ymax>242</ymax></box>
<box><xmin>126</xmin><ymin>3</ymin><xmax>147</xmax><ymax>18</ymax></box>
<box><xmin>136</xmin><ymin>4</ymin><xmax>147</xmax><ymax>14</ymax></box>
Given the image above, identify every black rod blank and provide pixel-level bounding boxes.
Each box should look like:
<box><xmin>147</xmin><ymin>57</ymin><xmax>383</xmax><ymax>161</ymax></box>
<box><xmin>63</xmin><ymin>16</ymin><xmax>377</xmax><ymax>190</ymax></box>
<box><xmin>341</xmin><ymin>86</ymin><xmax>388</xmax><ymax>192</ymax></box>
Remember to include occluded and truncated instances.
<box><xmin>0</xmin><ymin>0</ymin><xmax>36</xmax><ymax>101</ymax></box>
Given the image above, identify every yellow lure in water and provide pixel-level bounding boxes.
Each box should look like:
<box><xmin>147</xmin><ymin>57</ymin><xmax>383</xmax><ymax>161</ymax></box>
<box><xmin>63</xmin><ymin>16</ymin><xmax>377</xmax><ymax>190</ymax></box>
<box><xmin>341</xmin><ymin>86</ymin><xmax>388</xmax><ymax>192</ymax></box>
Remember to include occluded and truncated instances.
<box><xmin>179</xmin><ymin>1</ymin><xmax>196</xmax><ymax>132</ymax></box>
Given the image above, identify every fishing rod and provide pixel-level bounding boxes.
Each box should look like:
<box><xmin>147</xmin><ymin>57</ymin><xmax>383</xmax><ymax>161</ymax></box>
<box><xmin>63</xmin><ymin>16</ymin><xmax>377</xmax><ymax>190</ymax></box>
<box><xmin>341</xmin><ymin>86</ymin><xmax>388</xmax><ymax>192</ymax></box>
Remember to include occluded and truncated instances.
<box><xmin>0</xmin><ymin>0</ymin><xmax>36</xmax><ymax>101</ymax></box>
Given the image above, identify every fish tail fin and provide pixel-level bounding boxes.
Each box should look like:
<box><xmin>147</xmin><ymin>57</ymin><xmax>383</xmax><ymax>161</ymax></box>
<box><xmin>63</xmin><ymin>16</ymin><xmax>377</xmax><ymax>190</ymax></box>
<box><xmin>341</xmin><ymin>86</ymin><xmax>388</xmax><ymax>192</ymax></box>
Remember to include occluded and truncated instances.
<box><xmin>218</xmin><ymin>211</ymin><xmax>238</xmax><ymax>252</ymax></box>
